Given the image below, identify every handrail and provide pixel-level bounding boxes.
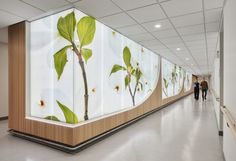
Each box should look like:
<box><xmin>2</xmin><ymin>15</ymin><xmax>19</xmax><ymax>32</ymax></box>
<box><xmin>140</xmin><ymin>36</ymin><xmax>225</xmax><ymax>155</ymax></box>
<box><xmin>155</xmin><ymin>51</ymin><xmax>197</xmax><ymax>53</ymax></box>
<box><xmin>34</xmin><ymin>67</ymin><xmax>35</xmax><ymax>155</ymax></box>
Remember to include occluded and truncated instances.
<box><xmin>221</xmin><ymin>106</ymin><xmax>236</xmax><ymax>139</ymax></box>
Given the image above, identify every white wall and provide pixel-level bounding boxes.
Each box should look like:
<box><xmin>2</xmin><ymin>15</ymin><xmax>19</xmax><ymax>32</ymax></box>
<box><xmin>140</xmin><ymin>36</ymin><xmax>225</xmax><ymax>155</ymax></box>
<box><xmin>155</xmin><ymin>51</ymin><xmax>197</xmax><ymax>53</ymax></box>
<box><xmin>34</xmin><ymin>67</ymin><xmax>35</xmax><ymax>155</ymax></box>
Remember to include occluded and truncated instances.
<box><xmin>212</xmin><ymin>56</ymin><xmax>221</xmax><ymax>129</ymax></box>
<box><xmin>224</xmin><ymin>0</ymin><xmax>236</xmax><ymax>120</ymax></box>
<box><xmin>223</xmin><ymin>118</ymin><xmax>236</xmax><ymax>161</ymax></box>
<box><xmin>223</xmin><ymin>0</ymin><xmax>236</xmax><ymax>160</ymax></box>
<box><xmin>0</xmin><ymin>43</ymin><xmax>8</xmax><ymax>117</ymax></box>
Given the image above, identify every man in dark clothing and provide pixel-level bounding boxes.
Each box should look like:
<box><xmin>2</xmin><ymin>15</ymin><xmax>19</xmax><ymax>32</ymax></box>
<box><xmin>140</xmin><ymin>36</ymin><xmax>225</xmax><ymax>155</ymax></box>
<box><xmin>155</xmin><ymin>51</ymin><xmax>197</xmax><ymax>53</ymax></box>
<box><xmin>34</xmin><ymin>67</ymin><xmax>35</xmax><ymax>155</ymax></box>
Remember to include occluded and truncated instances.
<box><xmin>194</xmin><ymin>78</ymin><xmax>200</xmax><ymax>100</ymax></box>
<box><xmin>201</xmin><ymin>77</ymin><xmax>208</xmax><ymax>101</ymax></box>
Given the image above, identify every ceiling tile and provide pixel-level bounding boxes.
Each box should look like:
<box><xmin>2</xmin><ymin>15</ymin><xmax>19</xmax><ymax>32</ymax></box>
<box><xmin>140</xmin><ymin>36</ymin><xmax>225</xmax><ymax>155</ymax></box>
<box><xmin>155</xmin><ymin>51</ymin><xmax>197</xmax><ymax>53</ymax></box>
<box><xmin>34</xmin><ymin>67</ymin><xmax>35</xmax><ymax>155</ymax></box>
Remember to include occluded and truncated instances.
<box><xmin>171</xmin><ymin>12</ymin><xmax>204</xmax><ymax>27</ymax></box>
<box><xmin>112</xmin><ymin>0</ymin><xmax>157</xmax><ymax>11</ymax></box>
<box><xmin>141</xmin><ymin>19</ymin><xmax>173</xmax><ymax>32</ymax></box>
<box><xmin>207</xmin><ymin>38</ymin><xmax>218</xmax><ymax>45</ymax></box>
<box><xmin>205</xmin><ymin>8</ymin><xmax>222</xmax><ymax>23</ymax></box>
<box><xmin>128</xmin><ymin>33</ymin><xmax>155</xmax><ymax>42</ymax></box>
<box><xmin>149</xmin><ymin>44</ymin><xmax>168</xmax><ymax>51</ymax></box>
<box><xmin>139</xmin><ymin>39</ymin><xmax>163</xmax><ymax>48</ymax></box>
<box><xmin>182</xmin><ymin>33</ymin><xmax>205</xmax><ymax>42</ymax></box>
<box><xmin>157</xmin><ymin>49</ymin><xmax>172</xmax><ymax>56</ymax></box>
<box><xmin>177</xmin><ymin>53</ymin><xmax>191</xmax><ymax>59</ymax></box>
<box><xmin>75</xmin><ymin>0</ymin><xmax>122</xmax><ymax>18</ymax></box>
<box><xmin>196</xmin><ymin>56</ymin><xmax>208</xmax><ymax>61</ymax></box>
<box><xmin>177</xmin><ymin>24</ymin><xmax>204</xmax><ymax>35</ymax></box>
<box><xmin>99</xmin><ymin>13</ymin><xmax>136</xmax><ymax>28</ymax></box>
<box><xmin>66</xmin><ymin>0</ymin><xmax>80</xmax><ymax>2</ymax></box>
<box><xmin>0</xmin><ymin>0</ymin><xmax>43</xmax><ymax>19</ymax></box>
<box><xmin>0</xmin><ymin>10</ymin><xmax>23</xmax><ymax>28</ymax></box>
<box><xmin>208</xmin><ymin>46</ymin><xmax>217</xmax><ymax>51</ymax></box>
<box><xmin>166</xmin><ymin>43</ymin><xmax>186</xmax><ymax>49</ymax></box>
<box><xmin>127</xmin><ymin>4</ymin><xmax>166</xmax><ymax>23</ymax></box>
<box><xmin>192</xmin><ymin>52</ymin><xmax>206</xmax><ymax>56</ymax></box>
<box><xmin>186</xmin><ymin>40</ymin><xmax>205</xmax><ymax>47</ymax></box>
<box><xmin>189</xmin><ymin>45</ymin><xmax>206</xmax><ymax>50</ymax></box>
<box><xmin>204</xmin><ymin>0</ymin><xmax>224</xmax><ymax>10</ymax></box>
<box><xmin>22</xmin><ymin>0</ymin><xmax>69</xmax><ymax>11</ymax></box>
<box><xmin>159</xmin><ymin>36</ymin><xmax>182</xmax><ymax>45</ymax></box>
<box><xmin>158</xmin><ymin>0</ymin><xmax>169</xmax><ymax>2</ymax></box>
<box><xmin>206</xmin><ymin>22</ymin><xmax>220</xmax><ymax>32</ymax></box>
<box><xmin>206</xmin><ymin>32</ymin><xmax>218</xmax><ymax>39</ymax></box>
<box><xmin>161</xmin><ymin>0</ymin><xmax>202</xmax><ymax>17</ymax></box>
<box><xmin>190</xmin><ymin>51</ymin><xmax>206</xmax><ymax>56</ymax></box>
<box><xmin>153</xmin><ymin>29</ymin><xmax>178</xmax><ymax>39</ymax></box>
<box><xmin>162</xmin><ymin>54</ymin><xmax>179</xmax><ymax>61</ymax></box>
<box><xmin>116</xmin><ymin>24</ymin><xmax>146</xmax><ymax>35</ymax></box>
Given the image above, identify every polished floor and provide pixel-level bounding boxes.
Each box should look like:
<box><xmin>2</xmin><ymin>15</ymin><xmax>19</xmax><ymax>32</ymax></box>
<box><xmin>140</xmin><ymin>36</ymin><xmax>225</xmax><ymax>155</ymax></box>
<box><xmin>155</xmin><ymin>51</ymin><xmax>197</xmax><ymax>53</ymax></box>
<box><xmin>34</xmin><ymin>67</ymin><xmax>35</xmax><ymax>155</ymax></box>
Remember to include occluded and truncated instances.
<box><xmin>0</xmin><ymin>94</ymin><xmax>224</xmax><ymax>161</ymax></box>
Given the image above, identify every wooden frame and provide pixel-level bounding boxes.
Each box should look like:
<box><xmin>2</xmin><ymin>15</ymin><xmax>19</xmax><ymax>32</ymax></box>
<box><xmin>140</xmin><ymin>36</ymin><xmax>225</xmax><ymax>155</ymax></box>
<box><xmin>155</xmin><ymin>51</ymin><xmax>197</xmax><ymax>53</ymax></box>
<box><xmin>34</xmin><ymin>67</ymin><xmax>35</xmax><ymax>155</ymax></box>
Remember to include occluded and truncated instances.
<box><xmin>8</xmin><ymin>21</ymin><xmax>194</xmax><ymax>147</ymax></box>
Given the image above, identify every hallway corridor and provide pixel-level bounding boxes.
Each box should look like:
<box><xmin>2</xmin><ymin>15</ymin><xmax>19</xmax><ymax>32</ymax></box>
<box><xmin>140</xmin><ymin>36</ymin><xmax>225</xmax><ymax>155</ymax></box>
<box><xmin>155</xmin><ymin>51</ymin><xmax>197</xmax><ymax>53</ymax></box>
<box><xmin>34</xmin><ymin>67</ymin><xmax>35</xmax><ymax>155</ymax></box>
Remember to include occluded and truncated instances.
<box><xmin>0</xmin><ymin>94</ymin><xmax>224</xmax><ymax>161</ymax></box>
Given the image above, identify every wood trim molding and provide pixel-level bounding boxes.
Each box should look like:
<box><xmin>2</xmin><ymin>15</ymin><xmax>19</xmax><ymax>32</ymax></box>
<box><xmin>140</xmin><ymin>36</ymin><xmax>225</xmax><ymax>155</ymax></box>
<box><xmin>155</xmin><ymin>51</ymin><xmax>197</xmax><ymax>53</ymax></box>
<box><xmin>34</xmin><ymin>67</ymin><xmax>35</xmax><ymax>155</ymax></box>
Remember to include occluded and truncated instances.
<box><xmin>8</xmin><ymin>21</ymin><xmax>194</xmax><ymax>146</ymax></box>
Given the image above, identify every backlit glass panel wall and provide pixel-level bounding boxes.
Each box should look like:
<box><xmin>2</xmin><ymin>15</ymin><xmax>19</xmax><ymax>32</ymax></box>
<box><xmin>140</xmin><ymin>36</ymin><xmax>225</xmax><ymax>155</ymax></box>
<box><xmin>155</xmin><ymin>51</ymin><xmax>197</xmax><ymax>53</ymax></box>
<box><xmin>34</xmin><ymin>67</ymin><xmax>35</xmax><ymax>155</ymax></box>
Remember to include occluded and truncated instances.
<box><xmin>27</xmin><ymin>8</ymin><xmax>160</xmax><ymax>124</ymax></box>
<box><xmin>184</xmin><ymin>72</ymin><xmax>192</xmax><ymax>92</ymax></box>
<box><xmin>162</xmin><ymin>58</ymin><xmax>187</xmax><ymax>99</ymax></box>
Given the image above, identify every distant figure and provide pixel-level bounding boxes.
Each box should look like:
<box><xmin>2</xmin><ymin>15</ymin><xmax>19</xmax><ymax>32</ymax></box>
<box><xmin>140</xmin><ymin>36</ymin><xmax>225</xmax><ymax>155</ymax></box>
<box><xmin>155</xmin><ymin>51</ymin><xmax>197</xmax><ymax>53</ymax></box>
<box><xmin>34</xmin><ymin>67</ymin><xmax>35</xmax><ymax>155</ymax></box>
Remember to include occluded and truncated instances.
<box><xmin>194</xmin><ymin>78</ymin><xmax>200</xmax><ymax>100</ymax></box>
<box><xmin>201</xmin><ymin>77</ymin><xmax>208</xmax><ymax>101</ymax></box>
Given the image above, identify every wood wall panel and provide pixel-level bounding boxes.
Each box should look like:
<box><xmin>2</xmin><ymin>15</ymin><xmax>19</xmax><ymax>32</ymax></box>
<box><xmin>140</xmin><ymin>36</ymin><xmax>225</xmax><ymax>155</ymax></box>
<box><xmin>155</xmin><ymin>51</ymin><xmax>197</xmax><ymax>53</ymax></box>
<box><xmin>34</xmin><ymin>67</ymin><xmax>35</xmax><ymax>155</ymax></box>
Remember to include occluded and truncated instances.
<box><xmin>8</xmin><ymin>21</ymin><xmax>194</xmax><ymax>146</ymax></box>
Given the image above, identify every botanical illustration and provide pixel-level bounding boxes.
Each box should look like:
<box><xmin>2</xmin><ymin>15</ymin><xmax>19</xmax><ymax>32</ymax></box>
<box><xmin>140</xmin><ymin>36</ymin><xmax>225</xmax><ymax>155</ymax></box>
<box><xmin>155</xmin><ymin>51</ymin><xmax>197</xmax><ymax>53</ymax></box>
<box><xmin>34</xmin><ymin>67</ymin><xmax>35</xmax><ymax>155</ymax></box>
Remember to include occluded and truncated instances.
<box><xmin>110</xmin><ymin>46</ymin><xmax>143</xmax><ymax>106</ymax></box>
<box><xmin>184</xmin><ymin>72</ymin><xmax>192</xmax><ymax>92</ymax></box>
<box><xmin>163</xmin><ymin>78</ymin><xmax>169</xmax><ymax>97</ymax></box>
<box><xmin>42</xmin><ymin>11</ymin><xmax>95</xmax><ymax>122</ymax></box>
<box><xmin>45</xmin><ymin>101</ymin><xmax>78</xmax><ymax>124</ymax></box>
<box><xmin>162</xmin><ymin>58</ymin><xmax>187</xmax><ymax>99</ymax></box>
<box><xmin>54</xmin><ymin>12</ymin><xmax>95</xmax><ymax>121</ymax></box>
<box><xmin>177</xmin><ymin>66</ymin><xmax>184</xmax><ymax>93</ymax></box>
<box><xmin>28</xmin><ymin>8</ymin><xmax>160</xmax><ymax>125</ymax></box>
<box><xmin>178</xmin><ymin>66</ymin><xmax>182</xmax><ymax>88</ymax></box>
<box><xmin>171</xmin><ymin>64</ymin><xmax>178</xmax><ymax>94</ymax></box>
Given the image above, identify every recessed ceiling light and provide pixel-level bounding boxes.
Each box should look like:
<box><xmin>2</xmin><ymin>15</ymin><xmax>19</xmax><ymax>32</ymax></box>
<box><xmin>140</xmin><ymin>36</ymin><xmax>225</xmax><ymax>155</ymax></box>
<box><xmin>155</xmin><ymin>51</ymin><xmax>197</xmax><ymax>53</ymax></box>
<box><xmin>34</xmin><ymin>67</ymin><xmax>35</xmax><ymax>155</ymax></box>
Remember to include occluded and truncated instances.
<box><xmin>155</xmin><ymin>24</ymin><xmax>161</xmax><ymax>28</ymax></box>
<box><xmin>185</xmin><ymin>57</ymin><xmax>189</xmax><ymax>61</ymax></box>
<box><xmin>176</xmin><ymin>48</ymin><xmax>181</xmax><ymax>51</ymax></box>
<box><xmin>191</xmin><ymin>63</ymin><xmax>194</xmax><ymax>66</ymax></box>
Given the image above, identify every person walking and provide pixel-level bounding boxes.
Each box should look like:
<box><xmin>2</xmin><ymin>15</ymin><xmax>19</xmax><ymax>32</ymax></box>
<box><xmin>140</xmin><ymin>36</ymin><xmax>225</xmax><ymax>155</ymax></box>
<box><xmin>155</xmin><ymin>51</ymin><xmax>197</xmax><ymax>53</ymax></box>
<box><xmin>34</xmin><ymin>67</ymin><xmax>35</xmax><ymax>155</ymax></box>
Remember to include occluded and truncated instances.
<box><xmin>194</xmin><ymin>78</ymin><xmax>200</xmax><ymax>100</ymax></box>
<box><xmin>201</xmin><ymin>77</ymin><xmax>208</xmax><ymax>101</ymax></box>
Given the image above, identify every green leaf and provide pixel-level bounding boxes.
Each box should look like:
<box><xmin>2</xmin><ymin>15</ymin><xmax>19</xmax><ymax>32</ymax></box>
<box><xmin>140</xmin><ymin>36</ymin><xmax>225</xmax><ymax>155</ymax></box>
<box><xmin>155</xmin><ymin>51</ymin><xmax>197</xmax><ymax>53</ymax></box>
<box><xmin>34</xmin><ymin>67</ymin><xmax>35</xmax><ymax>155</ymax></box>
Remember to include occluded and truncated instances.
<box><xmin>54</xmin><ymin>45</ymin><xmax>71</xmax><ymax>80</ymax></box>
<box><xmin>110</xmin><ymin>64</ymin><xmax>126</xmax><ymax>76</ymax></box>
<box><xmin>131</xmin><ymin>68</ymin><xmax>136</xmax><ymax>75</ymax></box>
<box><xmin>57</xmin><ymin>11</ymin><xmax>76</xmax><ymax>42</ymax></box>
<box><xmin>127</xmin><ymin>66</ymin><xmax>134</xmax><ymax>74</ymax></box>
<box><xmin>77</xmin><ymin>16</ymin><xmax>96</xmax><ymax>47</ymax></box>
<box><xmin>123</xmin><ymin>46</ymin><xmax>131</xmax><ymax>67</ymax></box>
<box><xmin>81</xmin><ymin>48</ymin><xmax>92</xmax><ymax>63</ymax></box>
<box><xmin>56</xmin><ymin>100</ymin><xmax>79</xmax><ymax>124</ymax></box>
<box><xmin>135</xmin><ymin>68</ymin><xmax>142</xmax><ymax>80</ymax></box>
<box><xmin>164</xmin><ymin>78</ymin><xmax>169</xmax><ymax>88</ymax></box>
<box><xmin>45</xmin><ymin>116</ymin><xmax>60</xmax><ymax>122</ymax></box>
<box><xmin>125</xmin><ymin>75</ymin><xmax>130</xmax><ymax>89</ymax></box>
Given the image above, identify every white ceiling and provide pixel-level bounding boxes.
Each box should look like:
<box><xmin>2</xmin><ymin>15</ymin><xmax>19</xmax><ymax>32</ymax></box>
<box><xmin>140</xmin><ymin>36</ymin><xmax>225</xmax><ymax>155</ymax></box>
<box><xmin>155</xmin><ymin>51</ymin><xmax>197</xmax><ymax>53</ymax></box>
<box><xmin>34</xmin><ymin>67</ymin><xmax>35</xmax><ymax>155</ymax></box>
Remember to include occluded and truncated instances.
<box><xmin>0</xmin><ymin>0</ymin><xmax>225</xmax><ymax>75</ymax></box>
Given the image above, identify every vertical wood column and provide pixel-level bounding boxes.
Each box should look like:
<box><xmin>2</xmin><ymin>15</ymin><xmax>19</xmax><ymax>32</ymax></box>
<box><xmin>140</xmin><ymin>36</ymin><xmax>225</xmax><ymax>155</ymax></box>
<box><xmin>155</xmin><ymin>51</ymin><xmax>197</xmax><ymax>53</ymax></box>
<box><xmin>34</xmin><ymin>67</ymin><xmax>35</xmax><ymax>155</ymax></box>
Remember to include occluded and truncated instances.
<box><xmin>8</xmin><ymin>22</ymin><xmax>26</xmax><ymax>130</ymax></box>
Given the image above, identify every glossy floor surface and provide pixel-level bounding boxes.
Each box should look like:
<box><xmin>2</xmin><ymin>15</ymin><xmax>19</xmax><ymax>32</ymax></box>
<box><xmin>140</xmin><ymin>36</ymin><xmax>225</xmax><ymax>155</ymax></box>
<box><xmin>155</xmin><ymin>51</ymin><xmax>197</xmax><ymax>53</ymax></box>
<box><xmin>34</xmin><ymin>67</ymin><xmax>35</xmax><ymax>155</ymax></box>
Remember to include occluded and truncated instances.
<box><xmin>0</xmin><ymin>94</ymin><xmax>224</xmax><ymax>161</ymax></box>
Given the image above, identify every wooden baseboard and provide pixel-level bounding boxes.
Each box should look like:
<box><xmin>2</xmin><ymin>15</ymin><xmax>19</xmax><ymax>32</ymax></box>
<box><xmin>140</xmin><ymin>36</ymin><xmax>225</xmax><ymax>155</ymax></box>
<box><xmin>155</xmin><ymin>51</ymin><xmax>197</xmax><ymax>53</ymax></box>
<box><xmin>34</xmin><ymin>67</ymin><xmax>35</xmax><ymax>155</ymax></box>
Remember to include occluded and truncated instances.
<box><xmin>0</xmin><ymin>116</ymin><xmax>8</xmax><ymax>121</ymax></box>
